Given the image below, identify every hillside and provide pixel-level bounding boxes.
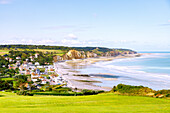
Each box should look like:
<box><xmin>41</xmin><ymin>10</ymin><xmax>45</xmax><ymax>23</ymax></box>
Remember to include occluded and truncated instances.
<box><xmin>0</xmin><ymin>92</ymin><xmax>170</xmax><ymax>113</ymax></box>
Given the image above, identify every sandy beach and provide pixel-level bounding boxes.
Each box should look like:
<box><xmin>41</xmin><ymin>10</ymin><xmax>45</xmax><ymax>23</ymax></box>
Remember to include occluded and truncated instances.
<box><xmin>54</xmin><ymin>54</ymin><xmax>140</xmax><ymax>91</ymax></box>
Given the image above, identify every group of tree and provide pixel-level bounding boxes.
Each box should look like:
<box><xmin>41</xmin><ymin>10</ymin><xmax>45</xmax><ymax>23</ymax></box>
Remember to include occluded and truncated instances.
<box><xmin>0</xmin><ymin>44</ymin><xmax>137</xmax><ymax>53</ymax></box>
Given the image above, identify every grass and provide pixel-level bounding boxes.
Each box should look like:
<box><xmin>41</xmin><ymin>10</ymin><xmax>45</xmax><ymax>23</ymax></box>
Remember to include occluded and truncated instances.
<box><xmin>0</xmin><ymin>48</ymin><xmax>66</xmax><ymax>56</ymax></box>
<box><xmin>0</xmin><ymin>78</ymin><xmax>14</xmax><ymax>81</ymax></box>
<box><xmin>40</xmin><ymin>75</ymin><xmax>49</xmax><ymax>77</ymax></box>
<box><xmin>0</xmin><ymin>92</ymin><xmax>170</xmax><ymax>113</ymax></box>
<box><xmin>0</xmin><ymin>49</ymin><xmax>10</xmax><ymax>55</ymax></box>
<box><xmin>33</xmin><ymin>49</ymin><xmax>66</xmax><ymax>56</ymax></box>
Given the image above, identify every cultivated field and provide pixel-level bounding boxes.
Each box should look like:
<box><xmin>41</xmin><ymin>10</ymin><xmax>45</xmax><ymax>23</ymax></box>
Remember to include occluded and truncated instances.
<box><xmin>0</xmin><ymin>92</ymin><xmax>170</xmax><ymax>113</ymax></box>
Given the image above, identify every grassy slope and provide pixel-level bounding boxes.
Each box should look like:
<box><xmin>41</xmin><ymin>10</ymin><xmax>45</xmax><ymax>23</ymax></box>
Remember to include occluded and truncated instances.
<box><xmin>0</xmin><ymin>92</ymin><xmax>170</xmax><ymax>113</ymax></box>
<box><xmin>0</xmin><ymin>49</ymin><xmax>66</xmax><ymax>56</ymax></box>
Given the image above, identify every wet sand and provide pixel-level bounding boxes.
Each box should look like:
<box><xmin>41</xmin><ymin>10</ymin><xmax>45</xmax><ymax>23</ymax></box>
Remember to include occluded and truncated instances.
<box><xmin>54</xmin><ymin>54</ymin><xmax>140</xmax><ymax>91</ymax></box>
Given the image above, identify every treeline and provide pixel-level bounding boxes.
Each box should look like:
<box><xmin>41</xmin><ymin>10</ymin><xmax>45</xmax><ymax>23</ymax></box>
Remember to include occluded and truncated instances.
<box><xmin>0</xmin><ymin>45</ymin><xmax>72</xmax><ymax>50</ymax></box>
<box><xmin>0</xmin><ymin>45</ymin><xmax>137</xmax><ymax>53</ymax></box>
<box><xmin>72</xmin><ymin>47</ymin><xmax>136</xmax><ymax>53</ymax></box>
<box><xmin>72</xmin><ymin>47</ymin><xmax>112</xmax><ymax>52</ymax></box>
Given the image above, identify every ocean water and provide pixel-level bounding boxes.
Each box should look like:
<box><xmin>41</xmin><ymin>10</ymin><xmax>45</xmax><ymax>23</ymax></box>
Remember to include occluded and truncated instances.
<box><xmin>77</xmin><ymin>53</ymin><xmax>170</xmax><ymax>90</ymax></box>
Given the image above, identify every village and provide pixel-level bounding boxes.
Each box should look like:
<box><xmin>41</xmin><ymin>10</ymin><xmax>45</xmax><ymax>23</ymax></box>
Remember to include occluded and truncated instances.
<box><xmin>0</xmin><ymin>48</ymin><xmax>137</xmax><ymax>93</ymax></box>
<box><xmin>1</xmin><ymin>51</ymin><xmax>68</xmax><ymax>90</ymax></box>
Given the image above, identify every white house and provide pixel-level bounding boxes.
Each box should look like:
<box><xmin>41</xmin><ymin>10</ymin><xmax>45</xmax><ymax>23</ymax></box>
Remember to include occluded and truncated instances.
<box><xmin>35</xmin><ymin>53</ymin><xmax>39</xmax><ymax>58</ymax></box>
<box><xmin>16</xmin><ymin>56</ymin><xmax>21</xmax><ymax>60</ymax></box>
<box><xmin>35</xmin><ymin>62</ymin><xmax>40</xmax><ymax>66</ymax></box>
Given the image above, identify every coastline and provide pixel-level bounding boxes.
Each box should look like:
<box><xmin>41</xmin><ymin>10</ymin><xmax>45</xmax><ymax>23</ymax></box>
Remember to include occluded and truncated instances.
<box><xmin>54</xmin><ymin>54</ymin><xmax>141</xmax><ymax>91</ymax></box>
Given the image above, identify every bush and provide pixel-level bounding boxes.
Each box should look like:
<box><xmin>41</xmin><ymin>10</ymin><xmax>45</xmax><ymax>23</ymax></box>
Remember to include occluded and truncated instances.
<box><xmin>166</xmin><ymin>94</ymin><xmax>170</xmax><ymax>97</ymax></box>
<box><xmin>82</xmin><ymin>89</ymin><xmax>104</xmax><ymax>95</ymax></box>
<box><xmin>5</xmin><ymin>89</ymin><xmax>12</xmax><ymax>92</ymax></box>
<box><xmin>16</xmin><ymin>91</ymin><xmax>33</xmax><ymax>96</ymax></box>
<box><xmin>54</xmin><ymin>87</ymin><xmax>72</xmax><ymax>92</ymax></box>
<box><xmin>112</xmin><ymin>84</ymin><xmax>153</xmax><ymax>96</ymax></box>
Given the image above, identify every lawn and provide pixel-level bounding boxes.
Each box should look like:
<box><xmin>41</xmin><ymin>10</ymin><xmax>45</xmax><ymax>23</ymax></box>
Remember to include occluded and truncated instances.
<box><xmin>0</xmin><ymin>92</ymin><xmax>170</xmax><ymax>113</ymax></box>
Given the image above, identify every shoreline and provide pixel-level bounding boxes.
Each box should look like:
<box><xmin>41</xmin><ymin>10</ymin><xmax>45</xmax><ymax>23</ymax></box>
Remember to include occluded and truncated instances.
<box><xmin>54</xmin><ymin>54</ymin><xmax>141</xmax><ymax>91</ymax></box>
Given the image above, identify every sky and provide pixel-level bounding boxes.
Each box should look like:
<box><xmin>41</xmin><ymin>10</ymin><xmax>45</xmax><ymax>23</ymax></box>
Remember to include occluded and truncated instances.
<box><xmin>0</xmin><ymin>0</ymin><xmax>170</xmax><ymax>51</ymax></box>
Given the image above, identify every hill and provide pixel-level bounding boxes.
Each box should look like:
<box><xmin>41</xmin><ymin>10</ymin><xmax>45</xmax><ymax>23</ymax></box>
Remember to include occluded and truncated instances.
<box><xmin>0</xmin><ymin>44</ymin><xmax>137</xmax><ymax>53</ymax></box>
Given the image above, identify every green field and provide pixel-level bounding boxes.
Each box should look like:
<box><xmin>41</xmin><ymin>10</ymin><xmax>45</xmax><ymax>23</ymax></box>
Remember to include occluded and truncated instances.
<box><xmin>0</xmin><ymin>49</ymin><xmax>10</xmax><ymax>55</ymax></box>
<box><xmin>0</xmin><ymin>92</ymin><xmax>170</xmax><ymax>113</ymax></box>
<box><xmin>0</xmin><ymin>78</ymin><xmax>14</xmax><ymax>81</ymax></box>
<box><xmin>33</xmin><ymin>49</ymin><xmax>66</xmax><ymax>56</ymax></box>
<box><xmin>0</xmin><ymin>48</ymin><xmax>66</xmax><ymax>56</ymax></box>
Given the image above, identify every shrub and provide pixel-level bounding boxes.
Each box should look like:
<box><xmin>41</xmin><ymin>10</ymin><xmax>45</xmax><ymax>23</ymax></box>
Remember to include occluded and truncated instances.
<box><xmin>82</xmin><ymin>89</ymin><xmax>104</xmax><ymax>95</ymax></box>
<box><xmin>166</xmin><ymin>94</ymin><xmax>170</xmax><ymax>97</ymax></box>
<box><xmin>112</xmin><ymin>84</ymin><xmax>153</xmax><ymax>96</ymax></box>
<box><xmin>16</xmin><ymin>91</ymin><xmax>33</xmax><ymax>96</ymax></box>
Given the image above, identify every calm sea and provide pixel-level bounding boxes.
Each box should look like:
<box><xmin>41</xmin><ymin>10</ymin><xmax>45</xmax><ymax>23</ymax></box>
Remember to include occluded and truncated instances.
<box><xmin>77</xmin><ymin>52</ymin><xmax>170</xmax><ymax>90</ymax></box>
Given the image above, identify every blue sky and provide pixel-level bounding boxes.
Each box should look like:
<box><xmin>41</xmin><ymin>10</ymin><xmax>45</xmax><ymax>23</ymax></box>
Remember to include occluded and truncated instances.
<box><xmin>0</xmin><ymin>0</ymin><xmax>170</xmax><ymax>51</ymax></box>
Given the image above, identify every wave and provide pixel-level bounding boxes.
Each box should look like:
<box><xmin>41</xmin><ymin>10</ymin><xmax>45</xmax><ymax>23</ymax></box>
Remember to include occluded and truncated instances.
<box><xmin>81</xmin><ymin>53</ymin><xmax>170</xmax><ymax>90</ymax></box>
<box><xmin>93</xmin><ymin>59</ymin><xmax>170</xmax><ymax>82</ymax></box>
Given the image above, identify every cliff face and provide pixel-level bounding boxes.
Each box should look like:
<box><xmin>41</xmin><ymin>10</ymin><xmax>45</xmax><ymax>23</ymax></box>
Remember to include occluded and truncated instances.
<box><xmin>54</xmin><ymin>49</ymin><xmax>137</xmax><ymax>61</ymax></box>
<box><xmin>62</xmin><ymin>50</ymin><xmax>86</xmax><ymax>60</ymax></box>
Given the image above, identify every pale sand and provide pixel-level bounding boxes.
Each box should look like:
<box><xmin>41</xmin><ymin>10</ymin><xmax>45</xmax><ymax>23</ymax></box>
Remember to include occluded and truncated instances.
<box><xmin>54</xmin><ymin>54</ymin><xmax>141</xmax><ymax>91</ymax></box>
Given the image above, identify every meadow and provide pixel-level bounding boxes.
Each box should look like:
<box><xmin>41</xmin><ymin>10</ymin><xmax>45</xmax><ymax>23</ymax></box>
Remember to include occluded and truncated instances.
<box><xmin>0</xmin><ymin>48</ymin><xmax>66</xmax><ymax>56</ymax></box>
<box><xmin>0</xmin><ymin>92</ymin><xmax>170</xmax><ymax>113</ymax></box>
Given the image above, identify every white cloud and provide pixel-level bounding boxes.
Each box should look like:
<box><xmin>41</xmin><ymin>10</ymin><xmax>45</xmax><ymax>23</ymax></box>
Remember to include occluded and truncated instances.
<box><xmin>0</xmin><ymin>0</ymin><xmax>12</xmax><ymax>4</ymax></box>
<box><xmin>61</xmin><ymin>39</ymin><xmax>80</xmax><ymax>45</ymax></box>
<box><xmin>0</xmin><ymin>39</ymin><xmax>58</xmax><ymax>45</ymax></box>
<box><xmin>64</xmin><ymin>33</ymin><xmax>78</xmax><ymax>40</ymax></box>
<box><xmin>43</xmin><ymin>25</ymin><xmax>76</xmax><ymax>30</ymax></box>
<box><xmin>0</xmin><ymin>38</ymin><xmax>136</xmax><ymax>48</ymax></box>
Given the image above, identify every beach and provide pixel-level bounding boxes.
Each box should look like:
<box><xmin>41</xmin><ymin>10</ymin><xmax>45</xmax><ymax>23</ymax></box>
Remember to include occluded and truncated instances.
<box><xmin>54</xmin><ymin>54</ymin><xmax>140</xmax><ymax>91</ymax></box>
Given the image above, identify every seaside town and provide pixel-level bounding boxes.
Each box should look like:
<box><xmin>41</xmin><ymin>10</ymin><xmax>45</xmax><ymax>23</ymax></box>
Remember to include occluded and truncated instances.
<box><xmin>0</xmin><ymin>46</ymin><xmax>137</xmax><ymax>93</ymax></box>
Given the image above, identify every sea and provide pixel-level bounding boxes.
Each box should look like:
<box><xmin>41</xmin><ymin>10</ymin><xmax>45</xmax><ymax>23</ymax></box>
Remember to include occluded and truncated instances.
<box><xmin>77</xmin><ymin>52</ymin><xmax>170</xmax><ymax>90</ymax></box>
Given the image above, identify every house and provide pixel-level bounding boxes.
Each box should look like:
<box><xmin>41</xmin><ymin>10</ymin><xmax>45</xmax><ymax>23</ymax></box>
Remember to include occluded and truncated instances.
<box><xmin>47</xmin><ymin>65</ymin><xmax>54</xmax><ymax>71</ymax></box>
<box><xmin>8</xmin><ymin>65</ymin><xmax>17</xmax><ymax>70</ymax></box>
<box><xmin>31</xmin><ymin>76</ymin><xmax>38</xmax><ymax>82</ymax></box>
<box><xmin>41</xmin><ymin>79</ymin><xmax>47</xmax><ymax>84</ymax></box>
<box><xmin>35</xmin><ymin>53</ymin><xmax>39</xmax><ymax>58</ymax></box>
<box><xmin>23</xmin><ymin>61</ymin><xmax>28</xmax><ymax>64</ymax></box>
<box><xmin>16</xmin><ymin>56</ymin><xmax>21</xmax><ymax>60</ymax></box>
<box><xmin>9</xmin><ymin>58</ymin><xmax>13</xmax><ymax>62</ymax></box>
<box><xmin>35</xmin><ymin>62</ymin><xmax>40</xmax><ymax>66</ymax></box>
<box><xmin>25</xmin><ymin>70</ymin><xmax>31</xmax><ymax>75</ymax></box>
<box><xmin>25</xmin><ymin>59</ymin><xmax>29</xmax><ymax>62</ymax></box>
<box><xmin>37</xmin><ymin>66</ymin><xmax>44</xmax><ymax>68</ymax></box>
<box><xmin>5</xmin><ymin>57</ymin><xmax>9</xmax><ymax>60</ymax></box>
<box><xmin>29</xmin><ymin>56</ymin><xmax>34</xmax><ymax>61</ymax></box>
<box><xmin>28</xmin><ymin>62</ymin><xmax>33</xmax><ymax>65</ymax></box>
<box><xmin>35</xmin><ymin>69</ymin><xmax>40</xmax><ymax>74</ymax></box>
<box><xmin>16</xmin><ymin>61</ymin><xmax>21</xmax><ymax>67</ymax></box>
